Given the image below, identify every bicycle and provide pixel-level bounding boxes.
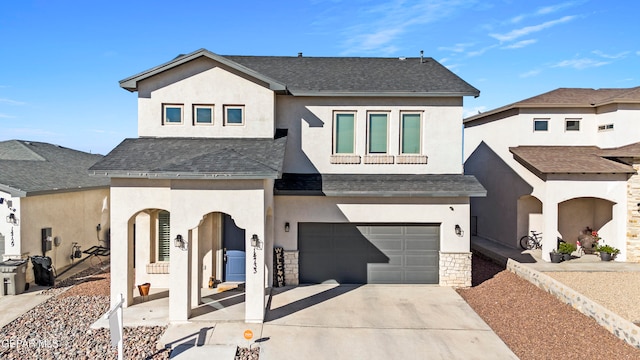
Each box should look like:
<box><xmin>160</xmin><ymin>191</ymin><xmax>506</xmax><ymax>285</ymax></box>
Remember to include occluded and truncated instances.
<box><xmin>519</xmin><ymin>231</ymin><xmax>542</xmax><ymax>250</ymax></box>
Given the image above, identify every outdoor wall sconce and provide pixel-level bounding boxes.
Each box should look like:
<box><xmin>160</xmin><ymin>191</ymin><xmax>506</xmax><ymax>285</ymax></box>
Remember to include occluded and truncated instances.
<box><xmin>455</xmin><ymin>224</ymin><xmax>463</xmax><ymax>237</ymax></box>
<box><xmin>284</xmin><ymin>222</ymin><xmax>290</xmax><ymax>232</ymax></box>
<box><xmin>251</xmin><ymin>234</ymin><xmax>262</xmax><ymax>249</ymax></box>
<box><xmin>6</xmin><ymin>213</ymin><xmax>18</xmax><ymax>226</ymax></box>
<box><xmin>174</xmin><ymin>234</ymin><xmax>187</xmax><ymax>250</ymax></box>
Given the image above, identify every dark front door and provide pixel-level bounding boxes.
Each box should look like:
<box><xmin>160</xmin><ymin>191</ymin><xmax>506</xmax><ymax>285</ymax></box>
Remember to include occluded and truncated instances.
<box><xmin>223</xmin><ymin>214</ymin><xmax>246</xmax><ymax>282</ymax></box>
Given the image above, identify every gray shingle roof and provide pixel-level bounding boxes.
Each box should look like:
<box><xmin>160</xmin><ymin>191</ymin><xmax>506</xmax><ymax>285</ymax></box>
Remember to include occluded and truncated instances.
<box><xmin>120</xmin><ymin>49</ymin><xmax>479</xmax><ymax>97</ymax></box>
<box><xmin>274</xmin><ymin>173</ymin><xmax>486</xmax><ymax>197</ymax></box>
<box><xmin>89</xmin><ymin>136</ymin><xmax>288</xmax><ymax>179</ymax></box>
<box><xmin>465</xmin><ymin>86</ymin><xmax>640</xmax><ymax>124</ymax></box>
<box><xmin>0</xmin><ymin>140</ymin><xmax>109</xmax><ymax>196</ymax></box>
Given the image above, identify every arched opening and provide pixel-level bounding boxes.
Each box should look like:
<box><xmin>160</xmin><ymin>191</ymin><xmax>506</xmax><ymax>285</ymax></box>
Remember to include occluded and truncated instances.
<box><xmin>517</xmin><ymin>195</ymin><xmax>543</xmax><ymax>245</ymax></box>
<box><xmin>558</xmin><ymin>197</ymin><xmax>614</xmax><ymax>245</ymax></box>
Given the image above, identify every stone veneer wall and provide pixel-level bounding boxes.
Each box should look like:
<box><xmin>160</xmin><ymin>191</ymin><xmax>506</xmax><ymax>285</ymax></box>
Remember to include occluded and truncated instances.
<box><xmin>627</xmin><ymin>162</ymin><xmax>640</xmax><ymax>262</ymax></box>
<box><xmin>283</xmin><ymin>250</ymin><xmax>299</xmax><ymax>286</ymax></box>
<box><xmin>439</xmin><ymin>252</ymin><xmax>471</xmax><ymax>287</ymax></box>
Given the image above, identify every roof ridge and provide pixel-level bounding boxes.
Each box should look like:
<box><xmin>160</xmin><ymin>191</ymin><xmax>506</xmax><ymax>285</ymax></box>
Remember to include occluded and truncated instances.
<box><xmin>0</xmin><ymin>140</ymin><xmax>46</xmax><ymax>161</ymax></box>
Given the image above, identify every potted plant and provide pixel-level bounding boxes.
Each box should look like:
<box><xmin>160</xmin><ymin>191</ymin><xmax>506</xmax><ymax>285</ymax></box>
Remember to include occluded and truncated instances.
<box><xmin>596</xmin><ymin>244</ymin><xmax>620</xmax><ymax>261</ymax></box>
<box><xmin>558</xmin><ymin>242</ymin><xmax>577</xmax><ymax>261</ymax></box>
<box><xmin>549</xmin><ymin>249</ymin><xmax>563</xmax><ymax>263</ymax></box>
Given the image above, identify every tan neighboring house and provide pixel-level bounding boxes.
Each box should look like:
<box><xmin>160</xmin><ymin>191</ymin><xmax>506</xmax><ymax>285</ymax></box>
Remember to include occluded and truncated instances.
<box><xmin>90</xmin><ymin>48</ymin><xmax>485</xmax><ymax>323</ymax></box>
<box><xmin>0</xmin><ymin>140</ymin><xmax>110</xmax><ymax>283</ymax></box>
<box><xmin>464</xmin><ymin>87</ymin><xmax>640</xmax><ymax>261</ymax></box>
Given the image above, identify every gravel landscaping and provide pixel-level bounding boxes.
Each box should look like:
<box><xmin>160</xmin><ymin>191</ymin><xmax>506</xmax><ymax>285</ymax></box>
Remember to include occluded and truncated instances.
<box><xmin>0</xmin><ymin>268</ymin><xmax>170</xmax><ymax>359</ymax></box>
<box><xmin>458</xmin><ymin>254</ymin><xmax>640</xmax><ymax>359</ymax></box>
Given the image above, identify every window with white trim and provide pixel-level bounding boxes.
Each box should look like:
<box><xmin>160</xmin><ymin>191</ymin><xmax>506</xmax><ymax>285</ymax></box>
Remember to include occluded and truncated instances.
<box><xmin>157</xmin><ymin>211</ymin><xmax>170</xmax><ymax>262</ymax></box>
<box><xmin>598</xmin><ymin>123</ymin><xmax>614</xmax><ymax>131</ymax></box>
<box><xmin>400</xmin><ymin>112</ymin><xmax>421</xmax><ymax>154</ymax></box>
<box><xmin>194</xmin><ymin>105</ymin><xmax>214</xmax><ymax>125</ymax></box>
<box><xmin>224</xmin><ymin>105</ymin><xmax>244</xmax><ymax>125</ymax></box>
<box><xmin>367</xmin><ymin>112</ymin><xmax>389</xmax><ymax>154</ymax></box>
<box><xmin>533</xmin><ymin>118</ymin><xmax>548</xmax><ymax>131</ymax></box>
<box><xmin>163</xmin><ymin>104</ymin><xmax>183</xmax><ymax>125</ymax></box>
<box><xmin>565</xmin><ymin>118</ymin><xmax>580</xmax><ymax>131</ymax></box>
<box><xmin>333</xmin><ymin>112</ymin><xmax>356</xmax><ymax>154</ymax></box>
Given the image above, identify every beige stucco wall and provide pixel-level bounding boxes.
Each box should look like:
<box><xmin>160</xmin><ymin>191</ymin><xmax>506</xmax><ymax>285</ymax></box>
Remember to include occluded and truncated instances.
<box><xmin>277</xmin><ymin>96</ymin><xmax>464</xmax><ymax>174</ymax></box>
<box><xmin>9</xmin><ymin>189</ymin><xmax>110</xmax><ymax>283</ymax></box>
<box><xmin>273</xmin><ymin>196</ymin><xmax>471</xmax><ymax>254</ymax></box>
<box><xmin>109</xmin><ymin>178</ymin><xmax>269</xmax><ymax>323</ymax></box>
<box><xmin>137</xmin><ymin>57</ymin><xmax>275</xmax><ymax>139</ymax></box>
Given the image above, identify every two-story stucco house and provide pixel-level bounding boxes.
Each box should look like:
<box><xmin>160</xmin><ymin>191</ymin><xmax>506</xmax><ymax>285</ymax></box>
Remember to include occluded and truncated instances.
<box><xmin>464</xmin><ymin>87</ymin><xmax>640</xmax><ymax>262</ymax></box>
<box><xmin>90</xmin><ymin>49</ymin><xmax>485</xmax><ymax>323</ymax></box>
<box><xmin>0</xmin><ymin>140</ymin><xmax>110</xmax><ymax>284</ymax></box>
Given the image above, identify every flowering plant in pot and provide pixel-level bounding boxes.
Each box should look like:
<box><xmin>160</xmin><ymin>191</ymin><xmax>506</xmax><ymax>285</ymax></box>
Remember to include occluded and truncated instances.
<box><xmin>596</xmin><ymin>244</ymin><xmax>620</xmax><ymax>261</ymax></box>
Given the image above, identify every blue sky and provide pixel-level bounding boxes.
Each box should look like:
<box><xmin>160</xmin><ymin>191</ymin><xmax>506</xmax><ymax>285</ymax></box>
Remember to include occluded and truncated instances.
<box><xmin>1</xmin><ymin>0</ymin><xmax>637</xmax><ymax>155</ymax></box>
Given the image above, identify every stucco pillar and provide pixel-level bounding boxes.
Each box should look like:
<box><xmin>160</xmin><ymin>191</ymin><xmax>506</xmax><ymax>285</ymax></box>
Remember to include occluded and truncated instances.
<box><xmin>169</xmin><ymin>226</ymin><xmax>192</xmax><ymax>322</ymax></box>
<box><xmin>110</xmin><ymin>210</ymin><xmax>133</xmax><ymax>308</ymax></box>
<box><xmin>245</xmin><ymin>230</ymin><xmax>266</xmax><ymax>323</ymax></box>
<box><xmin>612</xmin><ymin>202</ymin><xmax>627</xmax><ymax>262</ymax></box>
<box><xmin>542</xmin><ymin>200</ymin><xmax>558</xmax><ymax>262</ymax></box>
<box><xmin>190</xmin><ymin>226</ymin><xmax>200</xmax><ymax>307</ymax></box>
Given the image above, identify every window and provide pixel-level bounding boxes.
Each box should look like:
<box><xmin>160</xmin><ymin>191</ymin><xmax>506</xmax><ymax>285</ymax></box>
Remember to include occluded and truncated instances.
<box><xmin>565</xmin><ymin>119</ymin><xmax>580</xmax><ymax>131</ymax></box>
<box><xmin>157</xmin><ymin>211</ymin><xmax>170</xmax><ymax>262</ymax></box>
<box><xmin>194</xmin><ymin>105</ymin><xmax>214</xmax><ymax>125</ymax></box>
<box><xmin>334</xmin><ymin>112</ymin><xmax>356</xmax><ymax>154</ymax></box>
<box><xmin>598</xmin><ymin>123</ymin><xmax>614</xmax><ymax>131</ymax></box>
<box><xmin>163</xmin><ymin>104</ymin><xmax>183</xmax><ymax>124</ymax></box>
<box><xmin>400</xmin><ymin>112</ymin><xmax>421</xmax><ymax>154</ymax></box>
<box><xmin>367</xmin><ymin>112</ymin><xmax>389</xmax><ymax>154</ymax></box>
<box><xmin>224</xmin><ymin>105</ymin><xmax>244</xmax><ymax>125</ymax></box>
<box><xmin>533</xmin><ymin>119</ymin><xmax>548</xmax><ymax>131</ymax></box>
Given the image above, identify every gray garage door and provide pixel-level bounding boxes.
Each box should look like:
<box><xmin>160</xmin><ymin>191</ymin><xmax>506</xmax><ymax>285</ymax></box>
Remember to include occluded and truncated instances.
<box><xmin>298</xmin><ymin>223</ymin><xmax>440</xmax><ymax>284</ymax></box>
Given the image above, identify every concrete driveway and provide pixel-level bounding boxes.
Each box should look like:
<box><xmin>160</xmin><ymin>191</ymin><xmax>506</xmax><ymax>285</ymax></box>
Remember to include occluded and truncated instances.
<box><xmin>258</xmin><ymin>284</ymin><xmax>517</xmax><ymax>360</ymax></box>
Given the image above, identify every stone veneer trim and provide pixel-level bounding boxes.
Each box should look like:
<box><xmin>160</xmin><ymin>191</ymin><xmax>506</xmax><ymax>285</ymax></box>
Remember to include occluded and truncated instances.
<box><xmin>627</xmin><ymin>162</ymin><xmax>640</xmax><ymax>262</ymax></box>
<box><xmin>439</xmin><ymin>252</ymin><xmax>471</xmax><ymax>288</ymax></box>
<box><xmin>283</xmin><ymin>250</ymin><xmax>299</xmax><ymax>286</ymax></box>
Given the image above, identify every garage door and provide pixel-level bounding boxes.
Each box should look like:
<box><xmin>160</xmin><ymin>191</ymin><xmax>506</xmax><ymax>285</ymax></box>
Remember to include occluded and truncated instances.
<box><xmin>298</xmin><ymin>223</ymin><xmax>439</xmax><ymax>284</ymax></box>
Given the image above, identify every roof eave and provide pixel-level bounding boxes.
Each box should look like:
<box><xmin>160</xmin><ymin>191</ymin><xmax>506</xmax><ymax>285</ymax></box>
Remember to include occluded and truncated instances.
<box><xmin>0</xmin><ymin>184</ymin><xmax>26</xmax><ymax>197</ymax></box>
<box><xmin>89</xmin><ymin>170</ymin><xmax>280</xmax><ymax>180</ymax></box>
<box><xmin>119</xmin><ymin>49</ymin><xmax>287</xmax><ymax>92</ymax></box>
<box><xmin>289</xmin><ymin>90</ymin><xmax>479</xmax><ymax>97</ymax></box>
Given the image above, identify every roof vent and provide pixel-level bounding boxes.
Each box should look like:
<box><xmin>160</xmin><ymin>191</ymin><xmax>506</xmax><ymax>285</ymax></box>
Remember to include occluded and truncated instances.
<box><xmin>399</xmin><ymin>57</ymin><xmax>406</xmax><ymax>61</ymax></box>
<box><xmin>298</xmin><ymin>52</ymin><xmax>303</xmax><ymax>57</ymax></box>
<box><xmin>420</xmin><ymin>50</ymin><xmax>424</xmax><ymax>63</ymax></box>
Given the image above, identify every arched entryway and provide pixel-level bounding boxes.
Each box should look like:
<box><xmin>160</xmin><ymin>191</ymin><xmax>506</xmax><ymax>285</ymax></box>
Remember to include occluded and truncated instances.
<box><xmin>558</xmin><ymin>197</ymin><xmax>614</xmax><ymax>245</ymax></box>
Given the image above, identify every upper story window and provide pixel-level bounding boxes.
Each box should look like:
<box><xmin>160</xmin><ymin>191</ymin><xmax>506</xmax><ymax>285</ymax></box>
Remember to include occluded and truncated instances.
<box><xmin>400</xmin><ymin>112</ymin><xmax>421</xmax><ymax>154</ymax></box>
<box><xmin>194</xmin><ymin>105</ymin><xmax>214</xmax><ymax>125</ymax></box>
<box><xmin>224</xmin><ymin>105</ymin><xmax>244</xmax><ymax>126</ymax></box>
<box><xmin>163</xmin><ymin>104</ymin><xmax>183</xmax><ymax>125</ymax></box>
<box><xmin>598</xmin><ymin>123</ymin><xmax>614</xmax><ymax>132</ymax></box>
<box><xmin>565</xmin><ymin>118</ymin><xmax>580</xmax><ymax>131</ymax></box>
<box><xmin>367</xmin><ymin>112</ymin><xmax>389</xmax><ymax>154</ymax></box>
<box><xmin>533</xmin><ymin>118</ymin><xmax>548</xmax><ymax>132</ymax></box>
<box><xmin>333</xmin><ymin>112</ymin><xmax>356</xmax><ymax>154</ymax></box>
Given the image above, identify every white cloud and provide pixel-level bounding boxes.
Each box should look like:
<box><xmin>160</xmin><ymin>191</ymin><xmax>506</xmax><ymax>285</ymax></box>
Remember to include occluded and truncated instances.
<box><xmin>340</xmin><ymin>0</ymin><xmax>477</xmax><ymax>55</ymax></box>
<box><xmin>552</xmin><ymin>58</ymin><xmax>610</xmax><ymax>69</ymax></box>
<box><xmin>0</xmin><ymin>98</ymin><xmax>26</xmax><ymax>106</ymax></box>
<box><xmin>0</xmin><ymin>113</ymin><xmax>16</xmax><ymax>119</ymax></box>
<box><xmin>592</xmin><ymin>50</ymin><xmax>630</xmax><ymax>59</ymax></box>
<box><xmin>502</xmin><ymin>39</ymin><xmax>538</xmax><ymax>49</ymax></box>
<box><xmin>463</xmin><ymin>106</ymin><xmax>487</xmax><ymax>118</ymax></box>
<box><xmin>508</xmin><ymin>2</ymin><xmax>578</xmax><ymax>23</ymax></box>
<box><xmin>467</xmin><ymin>44</ymin><xmax>498</xmax><ymax>57</ymax></box>
<box><xmin>438</xmin><ymin>43</ymin><xmax>475</xmax><ymax>53</ymax></box>
<box><xmin>490</xmin><ymin>15</ymin><xmax>576</xmax><ymax>42</ymax></box>
<box><xmin>520</xmin><ymin>69</ymin><xmax>542</xmax><ymax>78</ymax></box>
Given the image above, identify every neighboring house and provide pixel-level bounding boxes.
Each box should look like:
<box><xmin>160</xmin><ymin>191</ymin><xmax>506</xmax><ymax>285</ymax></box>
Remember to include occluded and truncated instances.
<box><xmin>90</xmin><ymin>49</ymin><xmax>485</xmax><ymax>323</ymax></box>
<box><xmin>0</xmin><ymin>140</ymin><xmax>110</xmax><ymax>283</ymax></box>
<box><xmin>464</xmin><ymin>87</ymin><xmax>640</xmax><ymax>262</ymax></box>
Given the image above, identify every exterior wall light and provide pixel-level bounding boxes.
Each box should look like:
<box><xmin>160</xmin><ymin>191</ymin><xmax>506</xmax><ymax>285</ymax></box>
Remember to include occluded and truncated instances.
<box><xmin>174</xmin><ymin>234</ymin><xmax>187</xmax><ymax>250</ymax></box>
<box><xmin>251</xmin><ymin>234</ymin><xmax>262</xmax><ymax>249</ymax></box>
<box><xmin>284</xmin><ymin>222</ymin><xmax>290</xmax><ymax>232</ymax></box>
<box><xmin>455</xmin><ymin>224</ymin><xmax>463</xmax><ymax>237</ymax></box>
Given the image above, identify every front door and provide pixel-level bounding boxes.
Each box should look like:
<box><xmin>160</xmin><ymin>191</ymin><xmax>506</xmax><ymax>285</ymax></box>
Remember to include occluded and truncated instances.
<box><xmin>223</xmin><ymin>214</ymin><xmax>246</xmax><ymax>282</ymax></box>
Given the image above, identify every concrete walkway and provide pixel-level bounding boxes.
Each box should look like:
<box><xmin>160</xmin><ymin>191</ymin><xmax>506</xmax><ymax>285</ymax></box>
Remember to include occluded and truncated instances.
<box><xmin>158</xmin><ymin>285</ymin><xmax>517</xmax><ymax>359</ymax></box>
